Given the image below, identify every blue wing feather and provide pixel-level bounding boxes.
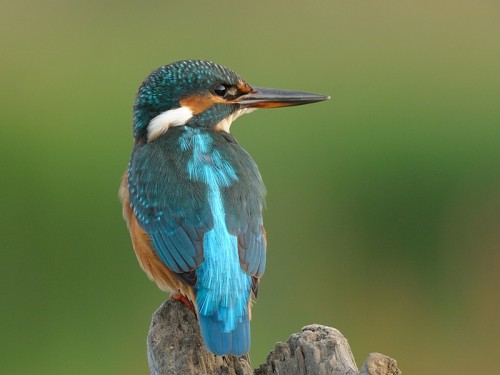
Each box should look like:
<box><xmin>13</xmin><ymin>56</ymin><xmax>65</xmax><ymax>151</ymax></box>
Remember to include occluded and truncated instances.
<box><xmin>213</xmin><ymin>133</ymin><xmax>267</xmax><ymax>281</ymax></box>
<box><xmin>128</xmin><ymin>134</ymin><xmax>211</xmax><ymax>274</ymax></box>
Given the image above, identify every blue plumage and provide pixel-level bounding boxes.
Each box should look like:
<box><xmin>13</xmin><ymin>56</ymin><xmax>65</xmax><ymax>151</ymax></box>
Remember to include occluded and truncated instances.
<box><xmin>122</xmin><ymin>60</ymin><xmax>327</xmax><ymax>356</ymax></box>
<box><xmin>128</xmin><ymin>125</ymin><xmax>264</xmax><ymax>354</ymax></box>
<box><xmin>183</xmin><ymin>127</ymin><xmax>252</xmax><ymax>355</ymax></box>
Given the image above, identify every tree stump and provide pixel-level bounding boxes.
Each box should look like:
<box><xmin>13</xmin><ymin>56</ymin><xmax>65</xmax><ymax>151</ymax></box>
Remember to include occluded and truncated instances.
<box><xmin>147</xmin><ymin>300</ymin><xmax>401</xmax><ymax>375</ymax></box>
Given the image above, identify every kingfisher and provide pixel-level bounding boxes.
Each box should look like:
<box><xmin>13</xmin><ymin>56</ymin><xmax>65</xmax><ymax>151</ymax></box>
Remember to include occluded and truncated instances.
<box><xmin>120</xmin><ymin>60</ymin><xmax>328</xmax><ymax>356</ymax></box>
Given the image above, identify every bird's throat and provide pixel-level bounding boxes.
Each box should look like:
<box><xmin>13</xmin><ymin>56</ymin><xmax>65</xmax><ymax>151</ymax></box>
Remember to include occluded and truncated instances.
<box><xmin>214</xmin><ymin>108</ymin><xmax>257</xmax><ymax>133</ymax></box>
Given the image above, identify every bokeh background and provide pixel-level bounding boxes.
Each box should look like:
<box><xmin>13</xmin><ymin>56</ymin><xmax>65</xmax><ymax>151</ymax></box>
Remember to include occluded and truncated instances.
<box><xmin>2</xmin><ymin>1</ymin><xmax>499</xmax><ymax>374</ymax></box>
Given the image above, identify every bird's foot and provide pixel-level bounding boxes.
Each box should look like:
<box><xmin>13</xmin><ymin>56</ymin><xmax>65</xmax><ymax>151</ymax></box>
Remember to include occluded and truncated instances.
<box><xmin>170</xmin><ymin>293</ymin><xmax>194</xmax><ymax>310</ymax></box>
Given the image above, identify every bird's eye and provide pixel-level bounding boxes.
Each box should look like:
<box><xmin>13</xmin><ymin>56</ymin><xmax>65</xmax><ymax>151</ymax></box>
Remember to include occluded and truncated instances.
<box><xmin>213</xmin><ymin>84</ymin><xmax>228</xmax><ymax>97</ymax></box>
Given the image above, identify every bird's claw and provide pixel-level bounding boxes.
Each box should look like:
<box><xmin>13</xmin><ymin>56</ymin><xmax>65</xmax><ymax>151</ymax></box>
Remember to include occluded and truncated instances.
<box><xmin>170</xmin><ymin>293</ymin><xmax>195</xmax><ymax>310</ymax></box>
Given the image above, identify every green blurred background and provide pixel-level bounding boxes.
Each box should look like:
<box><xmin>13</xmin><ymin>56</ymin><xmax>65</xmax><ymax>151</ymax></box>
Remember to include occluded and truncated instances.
<box><xmin>2</xmin><ymin>0</ymin><xmax>499</xmax><ymax>373</ymax></box>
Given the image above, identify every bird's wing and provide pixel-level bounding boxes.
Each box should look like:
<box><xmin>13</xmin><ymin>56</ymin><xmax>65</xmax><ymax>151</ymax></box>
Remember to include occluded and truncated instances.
<box><xmin>128</xmin><ymin>133</ymin><xmax>267</xmax><ymax>292</ymax></box>
<box><xmin>217</xmin><ymin>137</ymin><xmax>267</xmax><ymax>285</ymax></box>
<box><xmin>127</xmin><ymin>141</ymin><xmax>213</xmax><ymax>282</ymax></box>
<box><xmin>236</xmin><ymin>224</ymin><xmax>267</xmax><ymax>278</ymax></box>
<box><xmin>224</xmin><ymin>168</ymin><xmax>267</xmax><ymax>298</ymax></box>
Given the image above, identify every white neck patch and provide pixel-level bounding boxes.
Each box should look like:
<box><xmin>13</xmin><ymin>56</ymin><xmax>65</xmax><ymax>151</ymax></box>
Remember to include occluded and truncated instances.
<box><xmin>147</xmin><ymin>106</ymin><xmax>257</xmax><ymax>141</ymax></box>
<box><xmin>215</xmin><ymin>108</ymin><xmax>257</xmax><ymax>133</ymax></box>
<box><xmin>147</xmin><ymin>106</ymin><xmax>193</xmax><ymax>141</ymax></box>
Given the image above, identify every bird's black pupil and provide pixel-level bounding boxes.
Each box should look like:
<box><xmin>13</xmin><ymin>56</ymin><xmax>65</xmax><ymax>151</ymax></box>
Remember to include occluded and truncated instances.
<box><xmin>213</xmin><ymin>84</ymin><xmax>227</xmax><ymax>97</ymax></box>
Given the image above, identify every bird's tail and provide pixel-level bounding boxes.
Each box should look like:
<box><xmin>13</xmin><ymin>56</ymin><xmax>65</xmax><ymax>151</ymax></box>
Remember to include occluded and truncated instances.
<box><xmin>196</xmin><ymin>293</ymin><xmax>251</xmax><ymax>356</ymax></box>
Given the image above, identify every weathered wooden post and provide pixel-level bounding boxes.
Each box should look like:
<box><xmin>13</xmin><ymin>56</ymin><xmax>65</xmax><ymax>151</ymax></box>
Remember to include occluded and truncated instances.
<box><xmin>147</xmin><ymin>300</ymin><xmax>401</xmax><ymax>375</ymax></box>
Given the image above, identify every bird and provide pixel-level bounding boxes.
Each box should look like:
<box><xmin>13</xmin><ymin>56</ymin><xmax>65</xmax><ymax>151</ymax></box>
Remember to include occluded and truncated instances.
<box><xmin>119</xmin><ymin>59</ymin><xmax>328</xmax><ymax>356</ymax></box>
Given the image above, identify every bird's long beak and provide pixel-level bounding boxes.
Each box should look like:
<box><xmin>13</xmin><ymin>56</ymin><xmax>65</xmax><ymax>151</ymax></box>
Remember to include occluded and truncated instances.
<box><xmin>236</xmin><ymin>86</ymin><xmax>330</xmax><ymax>109</ymax></box>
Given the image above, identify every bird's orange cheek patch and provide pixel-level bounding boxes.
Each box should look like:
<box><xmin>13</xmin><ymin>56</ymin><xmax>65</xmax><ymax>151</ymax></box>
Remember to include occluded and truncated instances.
<box><xmin>180</xmin><ymin>94</ymin><xmax>224</xmax><ymax>115</ymax></box>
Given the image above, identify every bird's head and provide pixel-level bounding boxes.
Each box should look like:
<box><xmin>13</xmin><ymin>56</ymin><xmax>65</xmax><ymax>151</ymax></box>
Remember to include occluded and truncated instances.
<box><xmin>133</xmin><ymin>60</ymin><xmax>329</xmax><ymax>143</ymax></box>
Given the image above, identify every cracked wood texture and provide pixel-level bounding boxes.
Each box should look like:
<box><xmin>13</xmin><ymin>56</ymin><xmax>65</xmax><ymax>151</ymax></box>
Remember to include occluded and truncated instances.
<box><xmin>147</xmin><ymin>300</ymin><xmax>401</xmax><ymax>375</ymax></box>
